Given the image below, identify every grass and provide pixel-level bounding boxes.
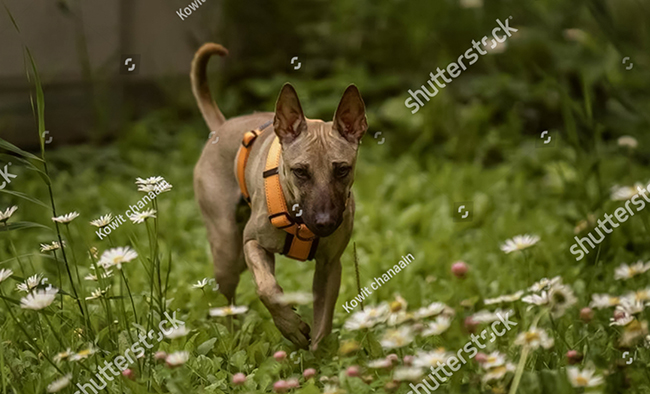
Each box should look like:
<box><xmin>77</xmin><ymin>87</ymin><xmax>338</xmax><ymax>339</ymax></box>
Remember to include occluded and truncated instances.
<box><xmin>1</xmin><ymin>103</ymin><xmax>650</xmax><ymax>393</ymax></box>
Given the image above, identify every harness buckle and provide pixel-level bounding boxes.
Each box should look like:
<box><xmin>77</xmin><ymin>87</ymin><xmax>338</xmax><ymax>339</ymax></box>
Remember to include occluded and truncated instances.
<box><xmin>295</xmin><ymin>223</ymin><xmax>316</xmax><ymax>241</ymax></box>
<box><xmin>242</xmin><ymin>130</ymin><xmax>259</xmax><ymax>148</ymax></box>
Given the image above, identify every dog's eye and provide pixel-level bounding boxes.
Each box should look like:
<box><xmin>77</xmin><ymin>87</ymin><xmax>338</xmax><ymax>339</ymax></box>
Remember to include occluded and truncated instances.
<box><xmin>291</xmin><ymin>167</ymin><xmax>310</xmax><ymax>180</ymax></box>
<box><xmin>334</xmin><ymin>166</ymin><xmax>351</xmax><ymax>179</ymax></box>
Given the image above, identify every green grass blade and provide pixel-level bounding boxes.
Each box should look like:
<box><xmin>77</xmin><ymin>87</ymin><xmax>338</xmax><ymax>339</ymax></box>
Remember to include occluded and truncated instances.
<box><xmin>0</xmin><ymin>221</ymin><xmax>52</xmax><ymax>232</ymax></box>
<box><xmin>0</xmin><ymin>138</ymin><xmax>43</xmax><ymax>163</ymax></box>
<box><xmin>24</xmin><ymin>48</ymin><xmax>46</xmax><ymax>151</ymax></box>
<box><xmin>0</xmin><ymin>189</ymin><xmax>49</xmax><ymax>209</ymax></box>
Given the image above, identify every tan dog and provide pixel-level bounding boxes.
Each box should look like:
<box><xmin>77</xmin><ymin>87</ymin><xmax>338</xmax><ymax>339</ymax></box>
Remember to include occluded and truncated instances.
<box><xmin>191</xmin><ymin>43</ymin><xmax>367</xmax><ymax>349</ymax></box>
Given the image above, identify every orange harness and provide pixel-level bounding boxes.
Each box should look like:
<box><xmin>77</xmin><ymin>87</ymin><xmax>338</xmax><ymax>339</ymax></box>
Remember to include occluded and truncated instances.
<box><xmin>236</xmin><ymin>121</ymin><xmax>319</xmax><ymax>261</ymax></box>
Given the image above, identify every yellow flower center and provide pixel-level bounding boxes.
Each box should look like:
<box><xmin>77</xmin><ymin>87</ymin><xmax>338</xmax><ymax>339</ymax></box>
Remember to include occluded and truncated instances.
<box><xmin>524</xmin><ymin>332</ymin><xmax>540</xmax><ymax>342</ymax></box>
<box><xmin>575</xmin><ymin>376</ymin><xmax>588</xmax><ymax>386</ymax></box>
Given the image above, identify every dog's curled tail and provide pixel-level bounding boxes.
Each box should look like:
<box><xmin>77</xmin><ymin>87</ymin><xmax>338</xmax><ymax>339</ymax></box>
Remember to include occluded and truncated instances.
<box><xmin>191</xmin><ymin>43</ymin><xmax>229</xmax><ymax>130</ymax></box>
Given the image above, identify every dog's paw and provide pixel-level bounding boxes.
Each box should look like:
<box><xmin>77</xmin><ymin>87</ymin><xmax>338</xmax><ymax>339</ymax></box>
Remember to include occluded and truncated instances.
<box><xmin>273</xmin><ymin>310</ymin><xmax>311</xmax><ymax>349</ymax></box>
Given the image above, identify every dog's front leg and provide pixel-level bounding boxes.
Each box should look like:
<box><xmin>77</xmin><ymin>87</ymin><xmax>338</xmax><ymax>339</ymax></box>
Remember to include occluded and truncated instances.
<box><xmin>311</xmin><ymin>257</ymin><xmax>342</xmax><ymax>351</ymax></box>
<box><xmin>243</xmin><ymin>240</ymin><xmax>311</xmax><ymax>349</ymax></box>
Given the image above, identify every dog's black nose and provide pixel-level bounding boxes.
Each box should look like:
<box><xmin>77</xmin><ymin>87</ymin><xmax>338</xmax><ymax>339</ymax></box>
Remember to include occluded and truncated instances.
<box><xmin>314</xmin><ymin>213</ymin><xmax>337</xmax><ymax>235</ymax></box>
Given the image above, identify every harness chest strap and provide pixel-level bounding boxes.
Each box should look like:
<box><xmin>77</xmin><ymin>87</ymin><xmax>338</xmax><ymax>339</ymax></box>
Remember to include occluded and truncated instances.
<box><xmin>235</xmin><ymin>122</ymin><xmax>319</xmax><ymax>261</ymax></box>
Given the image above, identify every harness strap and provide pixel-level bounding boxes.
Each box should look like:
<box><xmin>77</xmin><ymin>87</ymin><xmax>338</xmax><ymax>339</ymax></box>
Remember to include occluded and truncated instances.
<box><xmin>235</xmin><ymin>120</ymin><xmax>272</xmax><ymax>203</ymax></box>
<box><xmin>235</xmin><ymin>121</ymin><xmax>318</xmax><ymax>261</ymax></box>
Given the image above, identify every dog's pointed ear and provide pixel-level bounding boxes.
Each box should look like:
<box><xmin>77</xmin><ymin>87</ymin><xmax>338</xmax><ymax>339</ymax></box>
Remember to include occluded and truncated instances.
<box><xmin>273</xmin><ymin>83</ymin><xmax>307</xmax><ymax>144</ymax></box>
<box><xmin>333</xmin><ymin>84</ymin><xmax>368</xmax><ymax>144</ymax></box>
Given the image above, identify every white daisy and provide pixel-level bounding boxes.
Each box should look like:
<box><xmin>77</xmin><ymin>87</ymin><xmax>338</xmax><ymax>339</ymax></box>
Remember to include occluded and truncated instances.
<box><xmin>98</xmin><ymin>247</ymin><xmax>138</xmax><ymax>270</ymax></box>
<box><xmin>548</xmin><ymin>283</ymin><xmax>577</xmax><ymax>317</ymax></box>
<box><xmin>85</xmin><ymin>286</ymin><xmax>111</xmax><ymax>300</ymax></box>
<box><xmin>414</xmin><ymin>302</ymin><xmax>448</xmax><ymax>319</ymax></box>
<box><xmin>0</xmin><ymin>268</ymin><xmax>13</xmax><ymax>284</ymax></box>
<box><xmin>618</xmin><ymin>136</ymin><xmax>638</xmax><ymax>149</ymax></box>
<box><xmin>610</xmin><ymin>311</ymin><xmax>635</xmax><ymax>327</ymax></box>
<box><xmin>614</xmin><ymin>261</ymin><xmax>650</xmax><ymax>280</ymax></box>
<box><xmin>20</xmin><ymin>287</ymin><xmax>59</xmax><ymax>310</ymax></box>
<box><xmin>16</xmin><ymin>274</ymin><xmax>44</xmax><ymax>292</ymax></box>
<box><xmin>164</xmin><ymin>326</ymin><xmax>190</xmax><ymax>339</ymax></box>
<box><xmin>192</xmin><ymin>278</ymin><xmax>209</xmax><ymax>289</ymax></box>
<box><xmin>616</xmin><ymin>297</ymin><xmax>645</xmax><ymax>315</ymax></box>
<box><xmin>392</xmin><ymin>367</ymin><xmax>423</xmax><ymax>382</ymax></box>
<box><xmin>528</xmin><ymin>276</ymin><xmax>562</xmax><ymax>292</ymax></box>
<box><xmin>624</xmin><ymin>287</ymin><xmax>650</xmax><ymax>302</ymax></box>
<box><xmin>590</xmin><ymin>294</ymin><xmax>619</xmax><ymax>309</ymax></box>
<box><xmin>471</xmin><ymin>309</ymin><xmax>508</xmax><ymax>324</ymax></box>
<box><xmin>610</xmin><ymin>184</ymin><xmax>642</xmax><ymax>201</ymax></box>
<box><xmin>344</xmin><ymin>303</ymin><xmax>390</xmax><ymax>331</ymax></box>
<box><xmin>500</xmin><ymin>234</ymin><xmax>540</xmax><ymax>254</ymax></box>
<box><xmin>482</xmin><ymin>351</ymin><xmax>507</xmax><ymax>370</ymax></box>
<box><xmin>129</xmin><ymin>209</ymin><xmax>157</xmax><ymax>224</ymax></box>
<box><xmin>40</xmin><ymin>241</ymin><xmax>64</xmax><ymax>253</ymax></box>
<box><xmin>272</xmin><ymin>292</ymin><xmax>313</xmax><ymax>305</ymax></box>
<box><xmin>53</xmin><ymin>348</ymin><xmax>73</xmax><ymax>362</ymax></box>
<box><xmin>567</xmin><ymin>366</ymin><xmax>604</xmax><ymax>388</ymax></box>
<box><xmin>421</xmin><ymin>315</ymin><xmax>452</xmax><ymax>336</ymax></box>
<box><xmin>412</xmin><ymin>349</ymin><xmax>451</xmax><ymax>369</ymax></box>
<box><xmin>501</xmin><ymin>290</ymin><xmax>524</xmax><ymax>302</ymax></box>
<box><xmin>165</xmin><ymin>351</ymin><xmax>189</xmax><ymax>367</ymax></box>
<box><xmin>386</xmin><ymin>310</ymin><xmax>414</xmax><ymax>326</ymax></box>
<box><xmin>522</xmin><ymin>291</ymin><xmax>549</xmax><ymax>306</ymax></box>
<box><xmin>70</xmin><ymin>346</ymin><xmax>96</xmax><ymax>361</ymax></box>
<box><xmin>482</xmin><ymin>363</ymin><xmax>515</xmax><ymax>383</ymax></box>
<box><xmin>154</xmin><ymin>181</ymin><xmax>173</xmax><ymax>193</ymax></box>
<box><xmin>51</xmin><ymin>212</ymin><xmax>80</xmax><ymax>224</ymax></box>
<box><xmin>380</xmin><ymin>326</ymin><xmax>415</xmax><ymax>349</ymax></box>
<box><xmin>367</xmin><ymin>358</ymin><xmax>393</xmax><ymax>369</ymax></box>
<box><xmin>47</xmin><ymin>373</ymin><xmax>72</xmax><ymax>393</ymax></box>
<box><xmin>621</xmin><ymin>319</ymin><xmax>649</xmax><ymax>347</ymax></box>
<box><xmin>135</xmin><ymin>176</ymin><xmax>165</xmax><ymax>185</ymax></box>
<box><xmin>89</xmin><ymin>214</ymin><xmax>113</xmax><ymax>228</ymax></box>
<box><xmin>514</xmin><ymin>328</ymin><xmax>554</xmax><ymax>349</ymax></box>
<box><xmin>485</xmin><ymin>290</ymin><xmax>524</xmax><ymax>305</ymax></box>
<box><xmin>84</xmin><ymin>269</ymin><xmax>113</xmax><ymax>281</ymax></box>
<box><xmin>0</xmin><ymin>206</ymin><xmax>18</xmax><ymax>223</ymax></box>
<box><xmin>209</xmin><ymin>305</ymin><xmax>248</xmax><ymax>317</ymax></box>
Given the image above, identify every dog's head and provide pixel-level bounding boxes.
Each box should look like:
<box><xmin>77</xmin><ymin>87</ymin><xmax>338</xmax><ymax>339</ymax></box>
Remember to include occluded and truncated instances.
<box><xmin>273</xmin><ymin>84</ymin><xmax>367</xmax><ymax>237</ymax></box>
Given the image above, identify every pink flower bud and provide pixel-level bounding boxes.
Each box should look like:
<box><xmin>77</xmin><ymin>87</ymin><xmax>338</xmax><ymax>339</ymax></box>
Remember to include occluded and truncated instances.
<box><xmin>232</xmin><ymin>373</ymin><xmax>247</xmax><ymax>385</ymax></box>
<box><xmin>403</xmin><ymin>355</ymin><xmax>414</xmax><ymax>366</ymax></box>
<box><xmin>346</xmin><ymin>365</ymin><xmax>360</xmax><ymax>377</ymax></box>
<box><xmin>475</xmin><ymin>352</ymin><xmax>488</xmax><ymax>364</ymax></box>
<box><xmin>451</xmin><ymin>261</ymin><xmax>468</xmax><ymax>278</ymax></box>
<box><xmin>464</xmin><ymin>316</ymin><xmax>478</xmax><ymax>333</ymax></box>
<box><xmin>122</xmin><ymin>369</ymin><xmax>135</xmax><ymax>380</ymax></box>
<box><xmin>286</xmin><ymin>378</ymin><xmax>299</xmax><ymax>389</ymax></box>
<box><xmin>154</xmin><ymin>351</ymin><xmax>167</xmax><ymax>362</ymax></box>
<box><xmin>580</xmin><ymin>307</ymin><xmax>593</xmax><ymax>323</ymax></box>
<box><xmin>303</xmin><ymin>368</ymin><xmax>317</xmax><ymax>379</ymax></box>
<box><xmin>274</xmin><ymin>350</ymin><xmax>287</xmax><ymax>362</ymax></box>
<box><xmin>566</xmin><ymin>350</ymin><xmax>582</xmax><ymax>365</ymax></box>
<box><xmin>273</xmin><ymin>380</ymin><xmax>289</xmax><ymax>393</ymax></box>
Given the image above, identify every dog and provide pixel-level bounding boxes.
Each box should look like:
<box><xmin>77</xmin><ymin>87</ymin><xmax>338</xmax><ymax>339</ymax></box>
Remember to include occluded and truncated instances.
<box><xmin>191</xmin><ymin>43</ymin><xmax>367</xmax><ymax>350</ymax></box>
